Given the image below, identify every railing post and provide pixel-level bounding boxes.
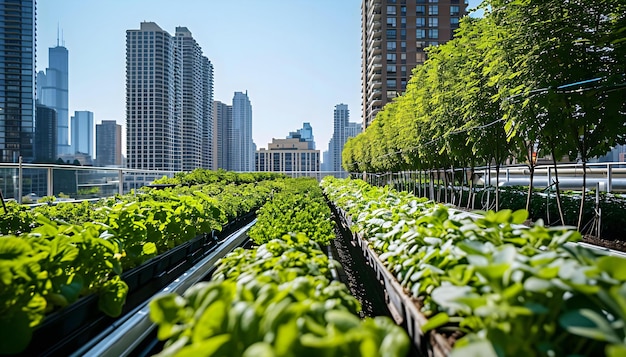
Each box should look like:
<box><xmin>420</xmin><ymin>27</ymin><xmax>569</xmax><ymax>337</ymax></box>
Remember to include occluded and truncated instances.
<box><xmin>118</xmin><ymin>169</ymin><xmax>124</xmax><ymax>195</ymax></box>
<box><xmin>47</xmin><ymin>167</ymin><xmax>53</xmax><ymax>197</ymax></box>
<box><xmin>17</xmin><ymin>156</ymin><xmax>22</xmax><ymax>204</ymax></box>
<box><xmin>607</xmin><ymin>163</ymin><xmax>612</xmax><ymax>193</ymax></box>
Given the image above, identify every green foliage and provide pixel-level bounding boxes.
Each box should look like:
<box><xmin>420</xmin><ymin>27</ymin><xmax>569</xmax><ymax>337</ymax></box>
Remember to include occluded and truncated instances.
<box><xmin>323</xmin><ymin>177</ymin><xmax>626</xmax><ymax>356</ymax></box>
<box><xmin>150</xmin><ymin>233</ymin><xmax>409</xmax><ymax>357</ymax></box>
<box><xmin>249</xmin><ymin>178</ymin><xmax>335</xmax><ymax>246</ymax></box>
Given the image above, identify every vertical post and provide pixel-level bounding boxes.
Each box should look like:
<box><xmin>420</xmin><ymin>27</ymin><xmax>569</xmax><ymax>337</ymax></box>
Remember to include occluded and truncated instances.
<box><xmin>47</xmin><ymin>167</ymin><xmax>53</xmax><ymax>197</ymax></box>
<box><xmin>17</xmin><ymin>156</ymin><xmax>22</xmax><ymax>204</ymax></box>
<box><xmin>596</xmin><ymin>182</ymin><xmax>601</xmax><ymax>238</ymax></box>
<box><xmin>607</xmin><ymin>163</ymin><xmax>612</xmax><ymax>193</ymax></box>
<box><xmin>118</xmin><ymin>169</ymin><xmax>123</xmax><ymax>195</ymax></box>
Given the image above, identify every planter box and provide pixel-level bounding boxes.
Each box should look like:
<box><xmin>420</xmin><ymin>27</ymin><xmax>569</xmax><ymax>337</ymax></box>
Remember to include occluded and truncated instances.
<box><xmin>336</xmin><ymin>206</ymin><xmax>453</xmax><ymax>357</ymax></box>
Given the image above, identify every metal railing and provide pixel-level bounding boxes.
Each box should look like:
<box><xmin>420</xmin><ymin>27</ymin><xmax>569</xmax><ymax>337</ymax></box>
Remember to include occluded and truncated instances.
<box><xmin>0</xmin><ymin>163</ymin><xmax>178</xmax><ymax>203</ymax></box>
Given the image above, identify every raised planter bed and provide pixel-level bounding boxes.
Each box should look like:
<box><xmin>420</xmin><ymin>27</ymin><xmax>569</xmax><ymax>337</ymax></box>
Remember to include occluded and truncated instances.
<box><xmin>6</xmin><ymin>211</ymin><xmax>255</xmax><ymax>357</ymax></box>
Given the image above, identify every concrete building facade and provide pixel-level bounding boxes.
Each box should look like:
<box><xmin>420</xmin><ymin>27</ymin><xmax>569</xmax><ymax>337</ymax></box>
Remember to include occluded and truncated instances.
<box><xmin>230</xmin><ymin>91</ymin><xmax>254</xmax><ymax>171</ymax></box>
<box><xmin>96</xmin><ymin>120</ymin><xmax>122</xmax><ymax>167</ymax></box>
<box><xmin>361</xmin><ymin>0</ymin><xmax>467</xmax><ymax>128</ymax></box>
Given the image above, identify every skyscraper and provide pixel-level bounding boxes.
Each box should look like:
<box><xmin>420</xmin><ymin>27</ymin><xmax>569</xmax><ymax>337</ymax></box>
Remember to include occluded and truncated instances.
<box><xmin>37</xmin><ymin>42</ymin><xmax>69</xmax><ymax>155</ymax></box>
<box><xmin>126</xmin><ymin>22</ymin><xmax>182</xmax><ymax>171</ymax></box>
<box><xmin>213</xmin><ymin>100</ymin><xmax>232</xmax><ymax>170</ymax></box>
<box><xmin>201</xmin><ymin>56</ymin><xmax>214</xmax><ymax>170</ymax></box>
<box><xmin>126</xmin><ymin>22</ymin><xmax>214</xmax><ymax>171</ymax></box>
<box><xmin>176</xmin><ymin>27</ymin><xmax>207</xmax><ymax>171</ymax></box>
<box><xmin>0</xmin><ymin>0</ymin><xmax>35</xmax><ymax>163</ymax></box>
<box><xmin>361</xmin><ymin>0</ymin><xmax>467</xmax><ymax>128</ymax></box>
<box><xmin>96</xmin><ymin>120</ymin><xmax>122</xmax><ymax>167</ymax></box>
<box><xmin>287</xmin><ymin>122</ymin><xmax>315</xmax><ymax>149</ymax></box>
<box><xmin>329</xmin><ymin>103</ymin><xmax>362</xmax><ymax>172</ymax></box>
<box><xmin>231</xmin><ymin>91</ymin><xmax>254</xmax><ymax>172</ymax></box>
<box><xmin>34</xmin><ymin>104</ymin><xmax>57</xmax><ymax>163</ymax></box>
<box><xmin>71</xmin><ymin>110</ymin><xmax>93</xmax><ymax>156</ymax></box>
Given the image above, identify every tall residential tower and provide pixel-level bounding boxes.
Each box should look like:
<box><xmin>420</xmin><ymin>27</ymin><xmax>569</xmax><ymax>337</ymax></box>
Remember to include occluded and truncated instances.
<box><xmin>96</xmin><ymin>120</ymin><xmax>122</xmax><ymax>167</ymax></box>
<box><xmin>126</xmin><ymin>22</ymin><xmax>182</xmax><ymax>171</ymax></box>
<box><xmin>0</xmin><ymin>0</ymin><xmax>35</xmax><ymax>162</ymax></box>
<box><xmin>361</xmin><ymin>0</ymin><xmax>467</xmax><ymax>128</ymax></box>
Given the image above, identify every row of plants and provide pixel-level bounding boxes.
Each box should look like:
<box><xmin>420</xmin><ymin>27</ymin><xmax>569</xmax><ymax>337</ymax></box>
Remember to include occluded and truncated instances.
<box><xmin>0</xmin><ymin>171</ymin><xmax>286</xmax><ymax>354</ymax></box>
<box><xmin>149</xmin><ymin>178</ymin><xmax>409</xmax><ymax>356</ymax></box>
<box><xmin>249</xmin><ymin>177</ymin><xmax>335</xmax><ymax>246</ymax></box>
<box><xmin>344</xmin><ymin>0</ymin><xmax>625</xmax><ymax>229</ymax></box>
<box><xmin>384</xmin><ymin>176</ymin><xmax>626</xmax><ymax>240</ymax></box>
<box><xmin>322</xmin><ymin>177</ymin><xmax>626</xmax><ymax>357</ymax></box>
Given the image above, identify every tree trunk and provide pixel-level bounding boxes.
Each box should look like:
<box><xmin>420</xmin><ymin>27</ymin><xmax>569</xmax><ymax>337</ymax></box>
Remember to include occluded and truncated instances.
<box><xmin>550</xmin><ymin>147</ymin><xmax>565</xmax><ymax>225</ymax></box>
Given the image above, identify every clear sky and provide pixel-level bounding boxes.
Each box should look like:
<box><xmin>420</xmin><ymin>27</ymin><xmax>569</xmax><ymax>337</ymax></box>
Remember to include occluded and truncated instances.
<box><xmin>36</xmin><ymin>0</ymin><xmax>482</xmax><ymax>156</ymax></box>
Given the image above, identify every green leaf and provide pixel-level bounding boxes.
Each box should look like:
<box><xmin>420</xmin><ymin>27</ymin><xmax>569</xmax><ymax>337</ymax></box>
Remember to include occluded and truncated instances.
<box><xmin>0</xmin><ymin>309</ymin><xmax>33</xmax><ymax>354</ymax></box>
<box><xmin>559</xmin><ymin>309</ymin><xmax>622</xmax><ymax>344</ymax></box>
<box><xmin>142</xmin><ymin>242</ymin><xmax>157</xmax><ymax>256</ymax></box>
<box><xmin>421</xmin><ymin>312</ymin><xmax>450</xmax><ymax>333</ymax></box>
<box><xmin>597</xmin><ymin>256</ymin><xmax>626</xmax><ymax>281</ymax></box>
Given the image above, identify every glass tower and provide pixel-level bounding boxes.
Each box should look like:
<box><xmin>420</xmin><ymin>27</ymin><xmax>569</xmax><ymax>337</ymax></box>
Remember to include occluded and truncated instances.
<box><xmin>0</xmin><ymin>0</ymin><xmax>35</xmax><ymax>163</ymax></box>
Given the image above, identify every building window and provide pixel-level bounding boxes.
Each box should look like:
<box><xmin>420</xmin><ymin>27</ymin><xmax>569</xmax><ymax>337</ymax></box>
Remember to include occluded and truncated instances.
<box><xmin>387</xmin><ymin>65</ymin><xmax>396</xmax><ymax>73</ymax></box>
<box><xmin>400</xmin><ymin>6</ymin><xmax>406</xmax><ymax>15</ymax></box>
<box><xmin>387</xmin><ymin>41</ymin><xmax>396</xmax><ymax>51</ymax></box>
<box><xmin>429</xmin><ymin>17</ymin><xmax>438</xmax><ymax>27</ymax></box>
<box><xmin>387</xmin><ymin>5</ymin><xmax>396</xmax><ymax>15</ymax></box>
<box><xmin>387</xmin><ymin>17</ymin><xmax>396</xmax><ymax>27</ymax></box>
<box><xmin>401</xmin><ymin>41</ymin><xmax>406</xmax><ymax>51</ymax></box>
<box><xmin>416</xmin><ymin>29</ymin><xmax>426</xmax><ymax>39</ymax></box>
<box><xmin>416</xmin><ymin>17</ymin><xmax>425</xmax><ymax>27</ymax></box>
<box><xmin>451</xmin><ymin>17</ymin><xmax>459</xmax><ymax>25</ymax></box>
<box><xmin>386</xmin><ymin>29</ymin><xmax>397</xmax><ymax>39</ymax></box>
<box><xmin>429</xmin><ymin>5</ymin><xmax>438</xmax><ymax>15</ymax></box>
<box><xmin>428</xmin><ymin>29</ymin><xmax>439</xmax><ymax>39</ymax></box>
<box><xmin>429</xmin><ymin>0</ymin><xmax>438</xmax><ymax>2</ymax></box>
<box><xmin>450</xmin><ymin>5</ymin><xmax>460</xmax><ymax>15</ymax></box>
<box><xmin>401</xmin><ymin>29</ymin><xmax>406</xmax><ymax>39</ymax></box>
<box><xmin>401</xmin><ymin>17</ymin><xmax>406</xmax><ymax>28</ymax></box>
<box><xmin>387</xmin><ymin>79</ymin><xmax>397</xmax><ymax>87</ymax></box>
<box><xmin>386</xmin><ymin>53</ymin><xmax>397</xmax><ymax>62</ymax></box>
<box><xmin>416</xmin><ymin>5</ymin><xmax>425</xmax><ymax>14</ymax></box>
<box><xmin>387</xmin><ymin>90</ymin><xmax>397</xmax><ymax>98</ymax></box>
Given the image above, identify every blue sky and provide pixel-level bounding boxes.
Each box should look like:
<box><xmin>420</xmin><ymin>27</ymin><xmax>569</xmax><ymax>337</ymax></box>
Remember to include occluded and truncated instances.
<box><xmin>37</xmin><ymin>0</ymin><xmax>482</xmax><ymax>155</ymax></box>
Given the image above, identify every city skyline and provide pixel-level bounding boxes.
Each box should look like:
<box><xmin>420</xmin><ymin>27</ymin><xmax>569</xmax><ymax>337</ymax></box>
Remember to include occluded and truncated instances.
<box><xmin>36</xmin><ymin>0</ymin><xmax>482</xmax><ymax>157</ymax></box>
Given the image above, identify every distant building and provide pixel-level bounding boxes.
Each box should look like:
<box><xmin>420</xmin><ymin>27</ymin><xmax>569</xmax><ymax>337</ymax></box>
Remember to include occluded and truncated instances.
<box><xmin>175</xmin><ymin>27</ymin><xmax>214</xmax><ymax>171</ymax></box>
<box><xmin>231</xmin><ymin>91</ymin><xmax>254</xmax><ymax>171</ymax></box>
<box><xmin>37</xmin><ymin>43</ymin><xmax>70</xmax><ymax>155</ymax></box>
<box><xmin>287</xmin><ymin>122</ymin><xmax>315</xmax><ymax>149</ymax></box>
<box><xmin>0</xmin><ymin>0</ymin><xmax>35</xmax><ymax>162</ymax></box>
<box><xmin>329</xmin><ymin>104</ymin><xmax>361</xmax><ymax>172</ymax></box>
<box><xmin>126</xmin><ymin>22</ymin><xmax>214</xmax><ymax>171</ymax></box>
<box><xmin>71</xmin><ymin>111</ymin><xmax>94</xmax><ymax>157</ymax></box>
<box><xmin>362</xmin><ymin>0</ymin><xmax>468</xmax><ymax>128</ymax></box>
<box><xmin>96</xmin><ymin>120</ymin><xmax>122</xmax><ymax>167</ymax></box>
<box><xmin>321</xmin><ymin>150</ymin><xmax>331</xmax><ymax>171</ymax></box>
<box><xmin>35</xmin><ymin>104</ymin><xmax>58</xmax><ymax>163</ymax></box>
<box><xmin>256</xmin><ymin>138</ymin><xmax>320</xmax><ymax>172</ymax></box>
<box><xmin>214</xmin><ymin>100</ymin><xmax>232</xmax><ymax>170</ymax></box>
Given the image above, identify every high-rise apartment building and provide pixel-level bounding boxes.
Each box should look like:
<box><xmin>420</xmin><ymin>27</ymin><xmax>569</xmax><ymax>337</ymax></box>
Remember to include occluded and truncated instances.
<box><xmin>230</xmin><ymin>91</ymin><xmax>254</xmax><ymax>172</ymax></box>
<box><xmin>361</xmin><ymin>0</ymin><xmax>467</xmax><ymax>128</ymax></box>
<box><xmin>213</xmin><ymin>100</ymin><xmax>232</xmax><ymax>170</ymax></box>
<box><xmin>96</xmin><ymin>120</ymin><xmax>122</xmax><ymax>167</ymax></box>
<box><xmin>126</xmin><ymin>22</ymin><xmax>214</xmax><ymax>171</ymax></box>
<box><xmin>328</xmin><ymin>103</ymin><xmax>362</xmax><ymax>172</ymax></box>
<box><xmin>0</xmin><ymin>0</ymin><xmax>35</xmax><ymax>163</ymax></box>
<box><xmin>71</xmin><ymin>110</ymin><xmax>93</xmax><ymax>156</ymax></box>
<box><xmin>201</xmin><ymin>56</ymin><xmax>214</xmax><ymax>170</ymax></box>
<box><xmin>37</xmin><ymin>42</ymin><xmax>69</xmax><ymax>155</ymax></box>
<box><xmin>34</xmin><ymin>104</ymin><xmax>57</xmax><ymax>163</ymax></box>
<box><xmin>126</xmin><ymin>22</ymin><xmax>182</xmax><ymax>171</ymax></box>
<box><xmin>175</xmin><ymin>27</ymin><xmax>214</xmax><ymax>171</ymax></box>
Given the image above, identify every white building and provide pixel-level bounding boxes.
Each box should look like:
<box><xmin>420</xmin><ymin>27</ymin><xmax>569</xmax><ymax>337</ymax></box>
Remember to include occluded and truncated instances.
<box><xmin>329</xmin><ymin>103</ymin><xmax>361</xmax><ymax>172</ymax></box>
<box><xmin>126</xmin><ymin>22</ymin><xmax>182</xmax><ymax>171</ymax></box>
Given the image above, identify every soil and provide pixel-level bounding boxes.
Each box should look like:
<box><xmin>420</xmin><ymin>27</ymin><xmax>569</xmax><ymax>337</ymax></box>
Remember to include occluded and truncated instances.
<box><xmin>582</xmin><ymin>235</ymin><xmax>626</xmax><ymax>252</ymax></box>
<box><xmin>329</xmin><ymin>210</ymin><xmax>390</xmax><ymax>318</ymax></box>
